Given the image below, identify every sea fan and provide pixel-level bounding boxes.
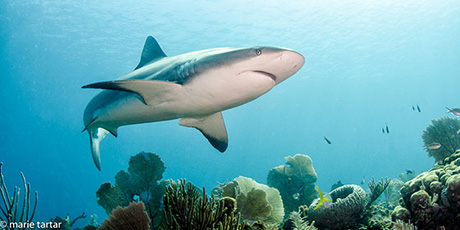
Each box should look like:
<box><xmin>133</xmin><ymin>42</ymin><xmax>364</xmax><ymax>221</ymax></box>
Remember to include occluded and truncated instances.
<box><xmin>99</xmin><ymin>202</ymin><xmax>150</xmax><ymax>230</ymax></box>
<box><xmin>422</xmin><ymin>117</ymin><xmax>460</xmax><ymax>162</ymax></box>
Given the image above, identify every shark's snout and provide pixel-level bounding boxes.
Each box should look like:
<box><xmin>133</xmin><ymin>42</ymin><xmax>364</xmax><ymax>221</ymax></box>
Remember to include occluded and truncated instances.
<box><xmin>282</xmin><ymin>50</ymin><xmax>305</xmax><ymax>69</ymax></box>
<box><xmin>263</xmin><ymin>49</ymin><xmax>304</xmax><ymax>84</ymax></box>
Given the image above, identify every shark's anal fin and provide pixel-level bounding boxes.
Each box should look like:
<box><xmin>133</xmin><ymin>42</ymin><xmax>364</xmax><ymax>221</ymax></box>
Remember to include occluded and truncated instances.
<box><xmin>134</xmin><ymin>36</ymin><xmax>167</xmax><ymax>70</ymax></box>
<box><xmin>179</xmin><ymin>112</ymin><xmax>228</xmax><ymax>152</ymax></box>
<box><xmin>82</xmin><ymin>80</ymin><xmax>182</xmax><ymax>105</ymax></box>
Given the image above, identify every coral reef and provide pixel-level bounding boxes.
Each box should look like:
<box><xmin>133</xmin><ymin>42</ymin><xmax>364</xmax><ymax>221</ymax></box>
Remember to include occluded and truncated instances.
<box><xmin>281</xmin><ymin>211</ymin><xmax>317</xmax><ymax>230</ymax></box>
<box><xmin>399</xmin><ymin>171</ymin><xmax>417</xmax><ymax>182</ymax></box>
<box><xmin>44</xmin><ymin>212</ymin><xmax>86</xmax><ymax>230</ymax></box>
<box><xmin>395</xmin><ymin>149</ymin><xmax>460</xmax><ymax>229</ymax></box>
<box><xmin>99</xmin><ymin>202</ymin><xmax>150</xmax><ymax>230</ymax></box>
<box><xmin>0</xmin><ymin>162</ymin><xmax>38</xmax><ymax>229</ymax></box>
<box><xmin>330</xmin><ymin>181</ymin><xmax>344</xmax><ymax>191</ymax></box>
<box><xmin>267</xmin><ymin>154</ymin><xmax>318</xmax><ymax>215</ymax></box>
<box><xmin>307</xmin><ymin>184</ymin><xmax>367</xmax><ymax>230</ymax></box>
<box><xmin>359</xmin><ymin>203</ymin><xmax>392</xmax><ymax>230</ymax></box>
<box><xmin>96</xmin><ymin>152</ymin><xmax>166</xmax><ymax>227</ymax></box>
<box><xmin>88</xmin><ymin>214</ymin><xmax>98</xmax><ymax>227</ymax></box>
<box><xmin>366</xmin><ymin>177</ymin><xmax>391</xmax><ymax>209</ymax></box>
<box><xmin>162</xmin><ymin>179</ymin><xmax>245</xmax><ymax>230</ymax></box>
<box><xmin>82</xmin><ymin>225</ymin><xmax>98</xmax><ymax>230</ymax></box>
<box><xmin>391</xmin><ymin>220</ymin><xmax>417</xmax><ymax>230</ymax></box>
<box><xmin>216</xmin><ymin>176</ymin><xmax>284</xmax><ymax>224</ymax></box>
<box><xmin>422</xmin><ymin>117</ymin><xmax>460</xmax><ymax>162</ymax></box>
<box><xmin>384</xmin><ymin>179</ymin><xmax>404</xmax><ymax>208</ymax></box>
<box><xmin>391</xmin><ymin>205</ymin><xmax>410</xmax><ymax>222</ymax></box>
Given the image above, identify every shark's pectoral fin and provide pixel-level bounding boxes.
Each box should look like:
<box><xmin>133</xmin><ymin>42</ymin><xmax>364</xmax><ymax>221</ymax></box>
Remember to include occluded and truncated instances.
<box><xmin>179</xmin><ymin>112</ymin><xmax>228</xmax><ymax>152</ymax></box>
<box><xmin>82</xmin><ymin>80</ymin><xmax>182</xmax><ymax>105</ymax></box>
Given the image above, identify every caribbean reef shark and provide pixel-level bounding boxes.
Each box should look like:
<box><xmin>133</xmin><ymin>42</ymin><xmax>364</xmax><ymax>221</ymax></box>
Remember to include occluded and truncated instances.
<box><xmin>82</xmin><ymin>36</ymin><xmax>304</xmax><ymax>170</ymax></box>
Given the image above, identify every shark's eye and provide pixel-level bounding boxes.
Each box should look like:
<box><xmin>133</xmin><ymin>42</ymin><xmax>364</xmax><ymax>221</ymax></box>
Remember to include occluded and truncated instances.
<box><xmin>255</xmin><ymin>49</ymin><xmax>262</xmax><ymax>56</ymax></box>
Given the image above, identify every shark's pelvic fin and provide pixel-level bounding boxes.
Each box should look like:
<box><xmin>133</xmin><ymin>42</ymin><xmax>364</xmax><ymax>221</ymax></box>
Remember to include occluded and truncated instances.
<box><xmin>82</xmin><ymin>117</ymin><xmax>98</xmax><ymax>133</ymax></box>
<box><xmin>89</xmin><ymin>128</ymin><xmax>109</xmax><ymax>171</ymax></box>
<box><xmin>82</xmin><ymin>80</ymin><xmax>182</xmax><ymax>105</ymax></box>
<box><xmin>134</xmin><ymin>36</ymin><xmax>167</xmax><ymax>70</ymax></box>
<box><xmin>179</xmin><ymin>112</ymin><xmax>228</xmax><ymax>152</ymax></box>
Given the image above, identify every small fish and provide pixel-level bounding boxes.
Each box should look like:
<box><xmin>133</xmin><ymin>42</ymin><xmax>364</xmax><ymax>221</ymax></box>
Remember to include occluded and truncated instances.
<box><xmin>406</xmin><ymin>169</ymin><xmax>414</xmax><ymax>174</ymax></box>
<box><xmin>412</xmin><ymin>105</ymin><xmax>415</xmax><ymax>111</ymax></box>
<box><xmin>361</xmin><ymin>177</ymin><xmax>365</xmax><ymax>185</ymax></box>
<box><xmin>382</xmin><ymin>128</ymin><xmax>385</xmax><ymax>133</ymax></box>
<box><xmin>446</xmin><ymin>107</ymin><xmax>460</xmax><ymax>116</ymax></box>
<box><xmin>324</xmin><ymin>136</ymin><xmax>332</xmax><ymax>144</ymax></box>
<box><xmin>449</xmin><ymin>125</ymin><xmax>454</xmax><ymax>130</ymax></box>
<box><xmin>425</xmin><ymin>143</ymin><xmax>441</xmax><ymax>150</ymax></box>
<box><xmin>457</xmin><ymin>129</ymin><xmax>460</xmax><ymax>135</ymax></box>
<box><xmin>385</xmin><ymin>125</ymin><xmax>390</xmax><ymax>134</ymax></box>
<box><xmin>417</xmin><ymin>104</ymin><xmax>421</xmax><ymax>113</ymax></box>
<box><xmin>314</xmin><ymin>186</ymin><xmax>332</xmax><ymax>210</ymax></box>
<box><xmin>292</xmin><ymin>193</ymin><xmax>300</xmax><ymax>200</ymax></box>
<box><xmin>298</xmin><ymin>185</ymin><xmax>304</xmax><ymax>191</ymax></box>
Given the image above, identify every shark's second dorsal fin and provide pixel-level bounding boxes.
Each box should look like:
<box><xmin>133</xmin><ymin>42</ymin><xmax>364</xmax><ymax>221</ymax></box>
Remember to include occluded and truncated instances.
<box><xmin>134</xmin><ymin>36</ymin><xmax>167</xmax><ymax>70</ymax></box>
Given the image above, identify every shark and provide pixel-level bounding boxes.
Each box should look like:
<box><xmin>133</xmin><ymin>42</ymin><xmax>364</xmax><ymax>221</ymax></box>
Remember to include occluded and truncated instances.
<box><xmin>82</xmin><ymin>36</ymin><xmax>304</xmax><ymax>170</ymax></box>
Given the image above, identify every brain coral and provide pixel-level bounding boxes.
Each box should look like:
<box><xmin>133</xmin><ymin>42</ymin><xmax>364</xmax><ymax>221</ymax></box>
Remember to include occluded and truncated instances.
<box><xmin>422</xmin><ymin>117</ymin><xmax>460</xmax><ymax>162</ymax></box>
<box><xmin>267</xmin><ymin>154</ymin><xmax>318</xmax><ymax>215</ymax></box>
<box><xmin>307</xmin><ymin>184</ymin><xmax>366</xmax><ymax>230</ymax></box>
<box><xmin>217</xmin><ymin>176</ymin><xmax>284</xmax><ymax>224</ymax></box>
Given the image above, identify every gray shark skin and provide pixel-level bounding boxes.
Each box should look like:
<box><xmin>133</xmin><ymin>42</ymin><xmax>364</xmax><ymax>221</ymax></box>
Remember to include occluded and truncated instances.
<box><xmin>82</xmin><ymin>36</ymin><xmax>304</xmax><ymax>170</ymax></box>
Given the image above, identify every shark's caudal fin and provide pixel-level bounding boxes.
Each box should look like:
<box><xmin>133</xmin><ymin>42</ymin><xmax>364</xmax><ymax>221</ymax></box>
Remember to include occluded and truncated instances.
<box><xmin>88</xmin><ymin>128</ymin><xmax>109</xmax><ymax>171</ymax></box>
<box><xmin>134</xmin><ymin>36</ymin><xmax>167</xmax><ymax>70</ymax></box>
<box><xmin>179</xmin><ymin>112</ymin><xmax>228</xmax><ymax>152</ymax></box>
<box><xmin>82</xmin><ymin>80</ymin><xmax>182</xmax><ymax>105</ymax></box>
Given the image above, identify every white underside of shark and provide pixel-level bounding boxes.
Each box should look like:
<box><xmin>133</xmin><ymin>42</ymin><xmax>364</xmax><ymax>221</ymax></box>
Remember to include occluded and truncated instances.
<box><xmin>82</xmin><ymin>36</ymin><xmax>304</xmax><ymax>170</ymax></box>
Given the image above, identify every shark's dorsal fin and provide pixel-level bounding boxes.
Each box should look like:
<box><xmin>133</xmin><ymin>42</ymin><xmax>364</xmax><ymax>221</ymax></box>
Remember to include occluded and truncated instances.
<box><xmin>82</xmin><ymin>80</ymin><xmax>182</xmax><ymax>105</ymax></box>
<box><xmin>134</xmin><ymin>36</ymin><xmax>167</xmax><ymax>70</ymax></box>
<box><xmin>179</xmin><ymin>113</ymin><xmax>228</xmax><ymax>152</ymax></box>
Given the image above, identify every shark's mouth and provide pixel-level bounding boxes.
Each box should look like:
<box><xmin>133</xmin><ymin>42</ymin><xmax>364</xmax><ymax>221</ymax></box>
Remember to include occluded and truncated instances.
<box><xmin>253</xmin><ymin>70</ymin><xmax>277</xmax><ymax>82</ymax></box>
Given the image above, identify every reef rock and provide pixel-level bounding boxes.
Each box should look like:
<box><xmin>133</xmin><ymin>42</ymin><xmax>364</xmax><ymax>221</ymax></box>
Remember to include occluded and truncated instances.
<box><xmin>391</xmin><ymin>205</ymin><xmax>410</xmax><ymax>222</ymax></box>
<box><xmin>398</xmin><ymin>149</ymin><xmax>460</xmax><ymax>229</ymax></box>
<box><xmin>217</xmin><ymin>176</ymin><xmax>284</xmax><ymax>224</ymax></box>
<box><xmin>307</xmin><ymin>184</ymin><xmax>366</xmax><ymax>230</ymax></box>
<box><xmin>267</xmin><ymin>154</ymin><xmax>318</xmax><ymax>215</ymax></box>
<box><xmin>360</xmin><ymin>203</ymin><xmax>393</xmax><ymax>230</ymax></box>
<box><xmin>446</xmin><ymin>173</ymin><xmax>460</xmax><ymax>212</ymax></box>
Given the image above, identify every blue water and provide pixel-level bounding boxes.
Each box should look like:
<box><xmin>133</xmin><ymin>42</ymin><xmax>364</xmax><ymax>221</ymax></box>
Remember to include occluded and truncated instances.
<box><xmin>1</xmin><ymin>0</ymin><xmax>459</xmax><ymax>227</ymax></box>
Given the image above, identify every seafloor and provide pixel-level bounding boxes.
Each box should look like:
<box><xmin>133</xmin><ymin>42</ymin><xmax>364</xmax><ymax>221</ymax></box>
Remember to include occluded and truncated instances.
<box><xmin>1</xmin><ymin>116</ymin><xmax>460</xmax><ymax>230</ymax></box>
